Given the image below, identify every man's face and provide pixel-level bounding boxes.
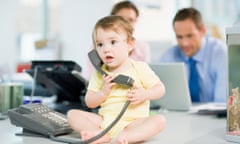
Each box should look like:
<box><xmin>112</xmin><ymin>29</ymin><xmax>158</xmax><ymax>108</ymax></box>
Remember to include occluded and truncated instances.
<box><xmin>174</xmin><ymin>19</ymin><xmax>205</xmax><ymax>57</ymax></box>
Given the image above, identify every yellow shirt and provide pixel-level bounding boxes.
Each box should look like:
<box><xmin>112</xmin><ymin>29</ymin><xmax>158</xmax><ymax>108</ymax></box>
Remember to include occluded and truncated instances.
<box><xmin>87</xmin><ymin>60</ymin><xmax>160</xmax><ymax>137</ymax></box>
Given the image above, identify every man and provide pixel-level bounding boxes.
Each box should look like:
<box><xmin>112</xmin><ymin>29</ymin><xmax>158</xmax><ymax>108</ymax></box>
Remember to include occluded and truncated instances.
<box><xmin>160</xmin><ymin>7</ymin><xmax>227</xmax><ymax>103</ymax></box>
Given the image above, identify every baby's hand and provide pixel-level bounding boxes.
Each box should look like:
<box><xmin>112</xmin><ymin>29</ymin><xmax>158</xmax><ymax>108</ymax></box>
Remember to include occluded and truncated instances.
<box><xmin>101</xmin><ymin>75</ymin><xmax>115</xmax><ymax>96</ymax></box>
<box><xmin>127</xmin><ymin>84</ymin><xmax>147</xmax><ymax>105</ymax></box>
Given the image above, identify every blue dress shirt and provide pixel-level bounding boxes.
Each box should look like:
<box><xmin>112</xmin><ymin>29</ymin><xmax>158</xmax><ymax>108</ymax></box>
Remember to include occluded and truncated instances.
<box><xmin>160</xmin><ymin>36</ymin><xmax>227</xmax><ymax>103</ymax></box>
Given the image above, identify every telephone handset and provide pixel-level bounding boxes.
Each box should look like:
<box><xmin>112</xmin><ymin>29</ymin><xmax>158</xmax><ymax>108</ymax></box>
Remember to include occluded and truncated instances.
<box><xmin>88</xmin><ymin>49</ymin><xmax>134</xmax><ymax>87</ymax></box>
<box><xmin>8</xmin><ymin>103</ymin><xmax>73</xmax><ymax>137</ymax></box>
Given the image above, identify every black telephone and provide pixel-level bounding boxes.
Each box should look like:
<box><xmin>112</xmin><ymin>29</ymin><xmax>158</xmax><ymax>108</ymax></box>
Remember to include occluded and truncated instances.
<box><xmin>8</xmin><ymin>103</ymin><xmax>73</xmax><ymax>137</ymax></box>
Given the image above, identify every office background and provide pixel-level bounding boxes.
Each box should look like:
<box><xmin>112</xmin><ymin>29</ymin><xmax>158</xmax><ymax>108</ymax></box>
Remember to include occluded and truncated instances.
<box><xmin>1</xmin><ymin>1</ymin><xmax>240</xmax><ymax>143</ymax></box>
<box><xmin>0</xmin><ymin>0</ymin><xmax>239</xmax><ymax>79</ymax></box>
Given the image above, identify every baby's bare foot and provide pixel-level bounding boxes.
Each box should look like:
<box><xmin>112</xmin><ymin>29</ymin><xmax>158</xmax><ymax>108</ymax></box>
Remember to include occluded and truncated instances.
<box><xmin>111</xmin><ymin>137</ymin><xmax>128</xmax><ymax>144</ymax></box>
<box><xmin>81</xmin><ymin>131</ymin><xmax>93</xmax><ymax>141</ymax></box>
<box><xmin>81</xmin><ymin>131</ymin><xmax>111</xmax><ymax>144</ymax></box>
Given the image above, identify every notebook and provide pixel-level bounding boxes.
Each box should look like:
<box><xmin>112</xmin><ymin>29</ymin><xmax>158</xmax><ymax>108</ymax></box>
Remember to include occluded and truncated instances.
<box><xmin>149</xmin><ymin>63</ymin><xmax>192</xmax><ymax>111</ymax></box>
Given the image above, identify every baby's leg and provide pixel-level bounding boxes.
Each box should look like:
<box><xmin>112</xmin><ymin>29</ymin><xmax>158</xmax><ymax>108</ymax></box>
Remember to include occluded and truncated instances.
<box><xmin>67</xmin><ymin>109</ymin><xmax>102</xmax><ymax>132</ymax></box>
<box><xmin>67</xmin><ymin>110</ymin><xmax>111</xmax><ymax>143</ymax></box>
<box><xmin>113</xmin><ymin>114</ymin><xmax>166</xmax><ymax>144</ymax></box>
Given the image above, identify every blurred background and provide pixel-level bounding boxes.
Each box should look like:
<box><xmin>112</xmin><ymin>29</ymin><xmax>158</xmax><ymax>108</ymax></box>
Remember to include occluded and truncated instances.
<box><xmin>0</xmin><ymin>0</ymin><xmax>239</xmax><ymax>79</ymax></box>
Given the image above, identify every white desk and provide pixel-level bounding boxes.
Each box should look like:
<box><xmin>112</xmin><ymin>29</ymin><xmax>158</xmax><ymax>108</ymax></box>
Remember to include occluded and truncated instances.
<box><xmin>152</xmin><ymin>111</ymin><xmax>234</xmax><ymax>144</ymax></box>
<box><xmin>0</xmin><ymin>111</ymin><xmax>238</xmax><ymax>144</ymax></box>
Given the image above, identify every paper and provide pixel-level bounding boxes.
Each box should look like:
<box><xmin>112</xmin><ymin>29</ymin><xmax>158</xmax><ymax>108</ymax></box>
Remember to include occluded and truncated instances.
<box><xmin>189</xmin><ymin>102</ymin><xmax>226</xmax><ymax>114</ymax></box>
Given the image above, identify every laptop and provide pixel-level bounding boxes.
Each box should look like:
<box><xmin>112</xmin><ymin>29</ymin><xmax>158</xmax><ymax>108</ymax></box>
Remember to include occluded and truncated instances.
<box><xmin>149</xmin><ymin>63</ymin><xmax>192</xmax><ymax>111</ymax></box>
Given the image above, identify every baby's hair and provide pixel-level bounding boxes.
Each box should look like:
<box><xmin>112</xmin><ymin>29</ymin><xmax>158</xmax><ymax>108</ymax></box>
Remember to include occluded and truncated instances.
<box><xmin>92</xmin><ymin>15</ymin><xmax>135</xmax><ymax>48</ymax></box>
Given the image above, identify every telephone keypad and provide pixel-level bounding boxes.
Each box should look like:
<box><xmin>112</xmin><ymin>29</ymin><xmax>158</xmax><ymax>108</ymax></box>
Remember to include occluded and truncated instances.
<box><xmin>22</xmin><ymin>103</ymin><xmax>69</xmax><ymax>127</ymax></box>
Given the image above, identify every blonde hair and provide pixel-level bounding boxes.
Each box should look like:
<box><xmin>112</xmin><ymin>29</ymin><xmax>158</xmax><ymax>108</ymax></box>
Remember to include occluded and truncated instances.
<box><xmin>92</xmin><ymin>15</ymin><xmax>135</xmax><ymax>48</ymax></box>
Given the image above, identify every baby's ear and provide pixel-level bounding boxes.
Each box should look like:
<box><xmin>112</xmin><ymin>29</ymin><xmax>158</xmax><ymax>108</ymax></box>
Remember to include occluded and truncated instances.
<box><xmin>128</xmin><ymin>39</ymin><xmax>135</xmax><ymax>52</ymax></box>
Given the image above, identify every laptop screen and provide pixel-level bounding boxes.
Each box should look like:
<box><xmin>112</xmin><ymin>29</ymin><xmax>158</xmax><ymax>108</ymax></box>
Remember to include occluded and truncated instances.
<box><xmin>149</xmin><ymin>63</ymin><xmax>192</xmax><ymax>111</ymax></box>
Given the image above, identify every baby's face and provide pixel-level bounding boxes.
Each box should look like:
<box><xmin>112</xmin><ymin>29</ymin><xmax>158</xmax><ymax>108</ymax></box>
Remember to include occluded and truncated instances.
<box><xmin>95</xmin><ymin>28</ymin><xmax>133</xmax><ymax>72</ymax></box>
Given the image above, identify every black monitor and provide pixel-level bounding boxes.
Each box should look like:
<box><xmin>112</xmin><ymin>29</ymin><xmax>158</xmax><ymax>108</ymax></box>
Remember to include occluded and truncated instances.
<box><xmin>26</xmin><ymin>60</ymin><xmax>90</xmax><ymax>113</ymax></box>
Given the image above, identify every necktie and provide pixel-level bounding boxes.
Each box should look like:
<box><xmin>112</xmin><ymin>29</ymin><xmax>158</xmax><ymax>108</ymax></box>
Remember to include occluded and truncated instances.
<box><xmin>188</xmin><ymin>58</ymin><xmax>200</xmax><ymax>102</ymax></box>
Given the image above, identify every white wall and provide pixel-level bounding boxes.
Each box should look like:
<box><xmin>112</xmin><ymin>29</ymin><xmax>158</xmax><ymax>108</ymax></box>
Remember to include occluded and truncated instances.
<box><xmin>135</xmin><ymin>0</ymin><xmax>176</xmax><ymax>41</ymax></box>
<box><xmin>61</xmin><ymin>0</ymin><xmax>112</xmax><ymax>77</ymax></box>
<box><xmin>0</xmin><ymin>0</ymin><xmax>18</xmax><ymax>74</ymax></box>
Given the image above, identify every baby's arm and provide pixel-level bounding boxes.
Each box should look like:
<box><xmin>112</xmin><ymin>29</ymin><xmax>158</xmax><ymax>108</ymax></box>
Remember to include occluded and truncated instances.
<box><xmin>85</xmin><ymin>75</ymin><xmax>116</xmax><ymax>108</ymax></box>
<box><xmin>127</xmin><ymin>81</ymin><xmax>165</xmax><ymax>105</ymax></box>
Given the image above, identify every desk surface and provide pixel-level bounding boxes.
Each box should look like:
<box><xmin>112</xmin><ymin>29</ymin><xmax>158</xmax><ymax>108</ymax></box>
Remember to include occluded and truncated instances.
<box><xmin>0</xmin><ymin>111</ymin><xmax>238</xmax><ymax>144</ymax></box>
